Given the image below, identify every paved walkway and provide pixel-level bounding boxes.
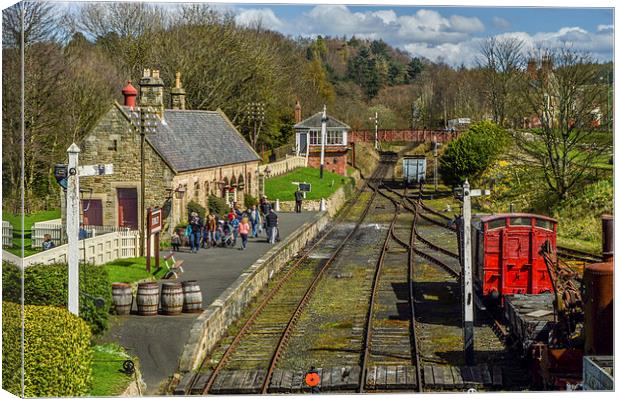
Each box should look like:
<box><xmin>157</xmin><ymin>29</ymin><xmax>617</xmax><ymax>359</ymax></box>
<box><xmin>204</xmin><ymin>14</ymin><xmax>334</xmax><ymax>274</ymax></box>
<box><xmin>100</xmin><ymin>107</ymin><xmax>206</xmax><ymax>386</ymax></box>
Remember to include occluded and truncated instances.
<box><xmin>98</xmin><ymin>212</ymin><xmax>317</xmax><ymax>394</ymax></box>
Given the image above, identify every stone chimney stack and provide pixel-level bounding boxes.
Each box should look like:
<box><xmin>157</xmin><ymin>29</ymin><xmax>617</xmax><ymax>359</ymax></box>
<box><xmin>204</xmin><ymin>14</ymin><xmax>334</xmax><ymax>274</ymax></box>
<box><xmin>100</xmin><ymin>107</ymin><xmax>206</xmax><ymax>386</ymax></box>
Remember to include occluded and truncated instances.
<box><xmin>170</xmin><ymin>71</ymin><xmax>186</xmax><ymax>110</ymax></box>
<box><xmin>139</xmin><ymin>68</ymin><xmax>164</xmax><ymax>118</ymax></box>
<box><xmin>122</xmin><ymin>80</ymin><xmax>137</xmax><ymax>108</ymax></box>
<box><xmin>526</xmin><ymin>59</ymin><xmax>537</xmax><ymax>79</ymax></box>
<box><xmin>294</xmin><ymin>100</ymin><xmax>302</xmax><ymax>123</ymax></box>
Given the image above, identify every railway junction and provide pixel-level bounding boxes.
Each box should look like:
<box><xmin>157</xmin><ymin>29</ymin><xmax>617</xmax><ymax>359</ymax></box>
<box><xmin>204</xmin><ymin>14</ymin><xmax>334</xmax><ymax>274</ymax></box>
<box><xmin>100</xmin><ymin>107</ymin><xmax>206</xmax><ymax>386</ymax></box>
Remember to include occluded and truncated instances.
<box><xmin>166</xmin><ymin>152</ymin><xmax>612</xmax><ymax>394</ymax></box>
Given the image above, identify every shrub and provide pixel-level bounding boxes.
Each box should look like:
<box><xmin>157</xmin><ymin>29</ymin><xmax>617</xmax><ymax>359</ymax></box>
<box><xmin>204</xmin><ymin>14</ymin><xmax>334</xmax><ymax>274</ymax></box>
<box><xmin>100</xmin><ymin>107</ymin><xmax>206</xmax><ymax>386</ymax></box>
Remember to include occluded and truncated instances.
<box><xmin>2</xmin><ymin>301</ymin><xmax>93</xmax><ymax>397</ymax></box>
<box><xmin>186</xmin><ymin>200</ymin><xmax>206</xmax><ymax>221</ymax></box>
<box><xmin>439</xmin><ymin>121</ymin><xmax>510</xmax><ymax>187</ymax></box>
<box><xmin>244</xmin><ymin>194</ymin><xmax>258</xmax><ymax>208</ymax></box>
<box><xmin>208</xmin><ymin>195</ymin><xmax>229</xmax><ymax>216</ymax></box>
<box><xmin>2</xmin><ymin>261</ymin><xmax>112</xmax><ymax>334</ymax></box>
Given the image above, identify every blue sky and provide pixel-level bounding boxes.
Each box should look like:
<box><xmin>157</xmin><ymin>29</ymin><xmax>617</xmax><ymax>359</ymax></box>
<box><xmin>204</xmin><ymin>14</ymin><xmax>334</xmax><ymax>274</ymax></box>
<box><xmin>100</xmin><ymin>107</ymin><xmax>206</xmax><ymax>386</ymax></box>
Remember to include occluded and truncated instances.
<box><xmin>223</xmin><ymin>3</ymin><xmax>614</xmax><ymax>65</ymax></box>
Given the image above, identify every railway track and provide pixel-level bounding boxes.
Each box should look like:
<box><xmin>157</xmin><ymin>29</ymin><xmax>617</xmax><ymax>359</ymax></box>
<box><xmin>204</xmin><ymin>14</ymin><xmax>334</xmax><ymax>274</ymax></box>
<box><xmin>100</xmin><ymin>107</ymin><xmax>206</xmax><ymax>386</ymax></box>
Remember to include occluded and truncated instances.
<box><xmin>557</xmin><ymin>245</ymin><xmax>602</xmax><ymax>263</ymax></box>
<box><xmin>179</xmin><ymin>158</ymin><xmax>394</xmax><ymax>395</ymax></box>
<box><xmin>359</xmin><ymin>188</ymin><xmax>422</xmax><ymax>392</ymax></box>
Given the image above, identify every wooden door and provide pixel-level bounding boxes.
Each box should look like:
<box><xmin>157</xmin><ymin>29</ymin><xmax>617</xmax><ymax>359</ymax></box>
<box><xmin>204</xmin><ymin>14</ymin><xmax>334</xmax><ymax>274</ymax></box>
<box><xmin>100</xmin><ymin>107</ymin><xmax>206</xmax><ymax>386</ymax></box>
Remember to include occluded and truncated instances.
<box><xmin>82</xmin><ymin>199</ymin><xmax>103</xmax><ymax>226</ymax></box>
<box><xmin>117</xmin><ymin>188</ymin><xmax>138</xmax><ymax>229</ymax></box>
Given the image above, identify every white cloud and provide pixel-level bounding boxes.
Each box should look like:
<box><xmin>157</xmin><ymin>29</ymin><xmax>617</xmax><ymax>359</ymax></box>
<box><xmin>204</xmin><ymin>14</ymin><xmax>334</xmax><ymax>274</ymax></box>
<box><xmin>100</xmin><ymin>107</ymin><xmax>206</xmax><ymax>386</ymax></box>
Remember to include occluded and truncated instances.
<box><xmin>229</xmin><ymin>5</ymin><xmax>612</xmax><ymax>67</ymax></box>
<box><xmin>234</xmin><ymin>8</ymin><xmax>287</xmax><ymax>30</ymax></box>
<box><xmin>491</xmin><ymin>16</ymin><xmax>511</xmax><ymax>30</ymax></box>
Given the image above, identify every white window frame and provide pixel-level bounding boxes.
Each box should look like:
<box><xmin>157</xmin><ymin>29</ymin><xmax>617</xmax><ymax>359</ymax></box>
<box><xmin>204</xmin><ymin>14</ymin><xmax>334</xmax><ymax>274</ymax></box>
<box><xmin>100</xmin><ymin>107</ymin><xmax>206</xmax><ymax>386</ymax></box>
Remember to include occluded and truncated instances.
<box><xmin>327</xmin><ymin>130</ymin><xmax>343</xmax><ymax>145</ymax></box>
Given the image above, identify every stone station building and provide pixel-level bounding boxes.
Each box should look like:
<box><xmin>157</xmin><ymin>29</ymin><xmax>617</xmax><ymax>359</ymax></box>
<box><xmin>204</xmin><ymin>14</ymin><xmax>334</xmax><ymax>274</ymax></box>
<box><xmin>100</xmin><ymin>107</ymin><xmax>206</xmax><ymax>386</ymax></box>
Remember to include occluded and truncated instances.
<box><xmin>75</xmin><ymin>69</ymin><xmax>261</xmax><ymax>233</ymax></box>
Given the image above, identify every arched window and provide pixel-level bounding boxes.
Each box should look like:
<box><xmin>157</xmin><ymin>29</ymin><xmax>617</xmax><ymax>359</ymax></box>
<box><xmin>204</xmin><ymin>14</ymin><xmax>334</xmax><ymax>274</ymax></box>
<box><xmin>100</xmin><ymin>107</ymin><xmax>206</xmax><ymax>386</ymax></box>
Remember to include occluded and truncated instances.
<box><xmin>231</xmin><ymin>175</ymin><xmax>237</xmax><ymax>188</ymax></box>
<box><xmin>238</xmin><ymin>174</ymin><xmax>245</xmax><ymax>192</ymax></box>
<box><xmin>194</xmin><ymin>181</ymin><xmax>200</xmax><ymax>199</ymax></box>
<box><xmin>247</xmin><ymin>172</ymin><xmax>252</xmax><ymax>194</ymax></box>
<box><xmin>204</xmin><ymin>181</ymin><xmax>210</xmax><ymax>199</ymax></box>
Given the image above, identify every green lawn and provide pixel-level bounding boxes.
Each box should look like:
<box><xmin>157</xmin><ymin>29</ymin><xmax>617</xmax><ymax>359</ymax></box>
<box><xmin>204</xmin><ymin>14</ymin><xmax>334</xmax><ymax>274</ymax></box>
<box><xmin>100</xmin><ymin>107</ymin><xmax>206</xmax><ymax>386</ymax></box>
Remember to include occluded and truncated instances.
<box><xmin>90</xmin><ymin>343</ymin><xmax>134</xmax><ymax>397</ymax></box>
<box><xmin>2</xmin><ymin>209</ymin><xmax>61</xmax><ymax>257</ymax></box>
<box><xmin>265</xmin><ymin>167</ymin><xmax>354</xmax><ymax>201</ymax></box>
<box><xmin>104</xmin><ymin>257</ymin><xmax>167</xmax><ymax>285</ymax></box>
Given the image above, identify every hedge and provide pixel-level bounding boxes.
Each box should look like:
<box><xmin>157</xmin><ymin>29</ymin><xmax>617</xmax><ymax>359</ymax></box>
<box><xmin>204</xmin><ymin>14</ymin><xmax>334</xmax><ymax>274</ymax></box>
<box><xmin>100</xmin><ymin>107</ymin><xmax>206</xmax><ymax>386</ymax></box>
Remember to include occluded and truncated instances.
<box><xmin>439</xmin><ymin>120</ymin><xmax>510</xmax><ymax>187</ymax></box>
<box><xmin>2</xmin><ymin>301</ymin><xmax>93</xmax><ymax>397</ymax></box>
<box><xmin>2</xmin><ymin>261</ymin><xmax>112</xmax><ymax>334</ymax></box>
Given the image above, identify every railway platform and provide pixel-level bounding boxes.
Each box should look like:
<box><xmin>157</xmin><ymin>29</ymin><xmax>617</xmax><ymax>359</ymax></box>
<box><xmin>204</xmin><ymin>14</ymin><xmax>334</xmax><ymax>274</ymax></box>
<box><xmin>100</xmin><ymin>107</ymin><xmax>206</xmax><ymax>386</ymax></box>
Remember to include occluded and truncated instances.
<box><xmin>98</xmin><ymin>211</ymin><xmax>317</xmax><ymax>394</ymax></box>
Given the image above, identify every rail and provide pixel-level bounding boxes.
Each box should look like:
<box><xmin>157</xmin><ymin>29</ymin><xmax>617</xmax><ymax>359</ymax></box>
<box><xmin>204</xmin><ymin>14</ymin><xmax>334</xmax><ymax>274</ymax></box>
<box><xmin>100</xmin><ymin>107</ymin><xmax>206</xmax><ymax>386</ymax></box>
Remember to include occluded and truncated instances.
<box><xmin>198</xmin><ymin>161</ymin><xmax>390</xmax><ymax>394</ymax></box>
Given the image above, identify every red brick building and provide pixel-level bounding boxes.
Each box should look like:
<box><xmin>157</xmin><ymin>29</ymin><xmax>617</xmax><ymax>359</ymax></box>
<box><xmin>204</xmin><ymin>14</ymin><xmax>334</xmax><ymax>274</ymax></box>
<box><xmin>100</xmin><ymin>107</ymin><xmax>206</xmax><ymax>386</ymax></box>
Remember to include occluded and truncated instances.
<box><xmin>294</xmin><ymin>103</ymin><xmax>350</xmax><ymax>176</ymax></box>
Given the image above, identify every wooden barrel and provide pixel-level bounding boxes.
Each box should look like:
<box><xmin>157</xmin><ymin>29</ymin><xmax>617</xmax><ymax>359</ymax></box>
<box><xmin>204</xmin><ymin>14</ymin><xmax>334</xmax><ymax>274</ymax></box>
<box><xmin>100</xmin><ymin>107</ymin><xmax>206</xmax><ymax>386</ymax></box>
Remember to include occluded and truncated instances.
<box><xmin>111</xmin><ymin>283</ymin><xmax>133</xmax><ymax>315</ymax></box>
<box><xmin>136</xmin><ymin>282</ymin><xmax>159</xmax><ymax>316</ymax></box>
<box><xmin>182</xmin><ymin>280</ymin><xmax>203</xmax><ymax>313</ymax></box>
<box><xmin>160</xmin><ymin>282</ymin><xmax>184</xmax><ymax>315</ymax></box>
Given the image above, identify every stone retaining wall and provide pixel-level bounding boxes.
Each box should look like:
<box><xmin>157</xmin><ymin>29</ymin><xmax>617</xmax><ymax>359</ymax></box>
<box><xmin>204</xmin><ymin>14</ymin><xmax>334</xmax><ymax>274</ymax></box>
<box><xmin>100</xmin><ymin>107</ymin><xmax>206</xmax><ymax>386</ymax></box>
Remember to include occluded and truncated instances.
<box><xmin>177</xmin><ymin>172</ymin><xmax>361</xmax><ymax>373</ymax></box>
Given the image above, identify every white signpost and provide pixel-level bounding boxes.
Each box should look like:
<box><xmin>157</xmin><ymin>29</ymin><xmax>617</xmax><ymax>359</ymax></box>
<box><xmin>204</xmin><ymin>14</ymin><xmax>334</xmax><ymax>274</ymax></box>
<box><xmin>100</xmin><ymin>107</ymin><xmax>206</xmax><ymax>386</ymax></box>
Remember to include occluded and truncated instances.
<box><xmin>66</xmin><ymin>143</ymin><xmax>114</xmax><ymax>316</ymax></box>
<box><xmin>462</xmin><ymin>180</ymin><xmax>490</xmax><ymax>364</ymax></box>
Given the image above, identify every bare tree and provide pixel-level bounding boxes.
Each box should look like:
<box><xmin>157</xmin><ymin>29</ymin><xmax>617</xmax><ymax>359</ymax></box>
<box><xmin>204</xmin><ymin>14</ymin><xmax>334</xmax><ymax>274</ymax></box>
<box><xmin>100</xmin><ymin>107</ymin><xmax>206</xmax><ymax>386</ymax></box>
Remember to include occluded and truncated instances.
<box><xmin>478</xmin><ymin>37</ymin><xmax>525</xmax><ymax>126</ymax></box>
<box><xmin>513</xmin><ymin>48</ymin><xmax>609</xmax><ymax>200</ymax></box>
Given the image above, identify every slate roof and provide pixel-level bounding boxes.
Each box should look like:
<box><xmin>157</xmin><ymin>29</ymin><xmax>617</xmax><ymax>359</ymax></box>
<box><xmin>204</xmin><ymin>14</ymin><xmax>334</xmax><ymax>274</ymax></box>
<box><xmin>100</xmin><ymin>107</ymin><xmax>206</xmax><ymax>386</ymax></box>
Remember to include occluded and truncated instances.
<box><xmin>120</xmin><ymin>106</ymin><xmax>260</xmax><ymax>172</ymax></box>
<box><xmin>294</xmin><ymin>112</ymin><xmax>350</xmax><ymax>130</ymax></box>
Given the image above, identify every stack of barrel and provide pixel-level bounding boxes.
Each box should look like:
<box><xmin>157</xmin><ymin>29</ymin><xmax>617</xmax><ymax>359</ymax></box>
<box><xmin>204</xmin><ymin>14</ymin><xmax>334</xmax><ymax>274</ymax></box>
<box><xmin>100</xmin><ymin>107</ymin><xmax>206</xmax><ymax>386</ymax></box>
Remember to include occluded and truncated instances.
<box><xmin>583</xmin><ymin>215</ymin><xmax>613</xmax><ymax>356</ymax></box>
<box><xmin>111</xmin><ymin>280</ymin><xmax>203</xmax><ymax>316</ymax></box>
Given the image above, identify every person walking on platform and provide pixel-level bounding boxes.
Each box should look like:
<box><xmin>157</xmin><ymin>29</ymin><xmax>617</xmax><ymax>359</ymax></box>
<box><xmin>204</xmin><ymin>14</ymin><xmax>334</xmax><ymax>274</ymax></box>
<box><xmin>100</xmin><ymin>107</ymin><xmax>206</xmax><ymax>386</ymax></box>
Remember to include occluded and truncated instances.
<box><xmin>206</xmin><ymin>214</ymin><xmax>217</xmax><ymax>247</ymax></box>
<box><xmin>294</xmin><ymin>187</ymin><xmax>304</xmax><ymax>213</ymax></box>
<box><xmin>266</xmin><ymin>208</ymin><xmax>279</xmax><ymax>244</ymax></box>
<box><xmin>239</xmin><ymin>217</ymin><xmax>251</xmax><ymax>250</ymax></box>
<box><xmin>189</xmin><ymin>212</ymin><xmax>203</xmax><ymax>253</ymax></box>
<box><xmin>259</xmin><ymin>196</ymin><xmax>271</xmax><ymax>235</ymax></box>
<box><xmin>250</xmin><ymin>205</ymin><xmax>261</xmax><ymax>238</ymax></box>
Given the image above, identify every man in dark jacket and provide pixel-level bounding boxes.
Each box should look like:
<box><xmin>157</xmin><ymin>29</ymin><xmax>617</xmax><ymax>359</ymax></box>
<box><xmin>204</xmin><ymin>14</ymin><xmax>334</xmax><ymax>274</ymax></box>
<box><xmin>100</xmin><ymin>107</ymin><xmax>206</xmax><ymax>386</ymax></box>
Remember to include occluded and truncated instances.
<box><xmin>294</xmin><ymin>188</ymin><xmax>304</xmax><ymax>213</ymax></box>
<box><xmin>189</xmin><ymin>212</ymin><xmax>203</xmax><ymax>253</ymax></box>
<box><xmin>265</xmin><ymin>208</ymin><xmax>278</xmax><ymax>244</ymax></box>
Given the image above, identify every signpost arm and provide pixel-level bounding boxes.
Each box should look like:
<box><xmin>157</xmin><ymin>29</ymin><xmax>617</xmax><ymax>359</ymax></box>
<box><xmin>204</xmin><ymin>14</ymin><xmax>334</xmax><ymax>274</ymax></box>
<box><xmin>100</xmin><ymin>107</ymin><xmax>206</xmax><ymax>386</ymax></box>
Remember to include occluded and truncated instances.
<box><xmin>67</xmin><ymin>143</ymin><xmax>81</xmax><ymax>316</ymax></box>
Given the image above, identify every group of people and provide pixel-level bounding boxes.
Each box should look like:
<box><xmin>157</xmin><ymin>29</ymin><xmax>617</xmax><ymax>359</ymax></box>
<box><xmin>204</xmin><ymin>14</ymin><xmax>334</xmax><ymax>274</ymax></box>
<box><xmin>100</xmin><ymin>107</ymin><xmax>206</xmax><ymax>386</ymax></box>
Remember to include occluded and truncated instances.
<box><xmin>171</xmin><ymin>197</ymin><xmax>280</xmax><ymax>253</ymax></box>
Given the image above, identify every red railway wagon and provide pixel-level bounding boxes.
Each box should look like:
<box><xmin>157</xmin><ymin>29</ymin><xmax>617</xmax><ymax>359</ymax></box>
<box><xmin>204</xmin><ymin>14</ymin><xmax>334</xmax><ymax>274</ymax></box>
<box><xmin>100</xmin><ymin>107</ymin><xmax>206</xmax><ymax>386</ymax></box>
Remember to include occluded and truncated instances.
<box><xmin>472</xmin><ymin>213</ymin><xmax>557</xmax><ymax>302</ymax></box>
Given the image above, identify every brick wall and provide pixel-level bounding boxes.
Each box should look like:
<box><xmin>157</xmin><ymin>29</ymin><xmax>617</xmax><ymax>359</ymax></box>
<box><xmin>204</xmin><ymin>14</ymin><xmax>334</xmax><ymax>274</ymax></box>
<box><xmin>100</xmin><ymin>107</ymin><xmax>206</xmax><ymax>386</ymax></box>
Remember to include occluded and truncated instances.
<box><xmin>307</xmin><ymin>151</ymin><xmax>347</xmax><ymax>175</ymax></box>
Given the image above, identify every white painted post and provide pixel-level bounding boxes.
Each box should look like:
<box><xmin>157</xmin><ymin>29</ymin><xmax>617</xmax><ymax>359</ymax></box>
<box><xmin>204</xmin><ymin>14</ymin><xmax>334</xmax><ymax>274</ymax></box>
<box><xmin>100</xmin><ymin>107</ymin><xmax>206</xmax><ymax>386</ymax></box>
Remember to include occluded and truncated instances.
<box><xmin>67</xmin><ymin>143</ymin><xmax>81</xmax><ymax>316</ymax></box>
<box><xmin>275</xmin><ymin>199</ymin><xmax>280</xmax><ymax>211</ymax></box>
<box><xmin>462</xmin><ymin>180</ymin><xmax>490</xmax><ymax>365</ymax></box>
<box><xmin>320</xmin><ymin>105</ymin><xmax>327</xmax><ymax>179</ymax></box>
<box><xmin>374</xmin><ymin>111</ymin><xmax>378</xmax><ymax>150</ymax></box>
<box><xmin>319</xmin><ymin>198</ymin><xmax>327</xmax><ymax>212</ymax></box>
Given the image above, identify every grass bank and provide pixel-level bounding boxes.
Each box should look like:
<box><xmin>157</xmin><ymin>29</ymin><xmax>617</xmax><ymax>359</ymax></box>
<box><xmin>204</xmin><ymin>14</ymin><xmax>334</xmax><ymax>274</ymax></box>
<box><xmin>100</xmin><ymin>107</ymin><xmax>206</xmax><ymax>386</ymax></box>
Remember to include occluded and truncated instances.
<box><xmin>104</xmin><ymin>257</ymin><xmax>167</xmax><ymax>285</ymax></box>
<box><xmin>90</xmin><ymin>343</ymin><xmax>135</xmax><ymax>397</ymax></box>
<box><xmin>265</xmin><ymin>167</ymin><xmax>354</xmax><ymax>201</ymax></box>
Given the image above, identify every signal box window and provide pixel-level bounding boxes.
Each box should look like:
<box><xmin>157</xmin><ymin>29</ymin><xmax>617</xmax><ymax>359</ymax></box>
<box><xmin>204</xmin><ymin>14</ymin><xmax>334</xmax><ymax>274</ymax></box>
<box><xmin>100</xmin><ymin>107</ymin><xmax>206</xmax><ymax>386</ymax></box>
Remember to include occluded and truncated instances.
<box><xmin>510</xmin><ymin>217</ymin><xmax>531</xmax><ymax>226</ymax></box>
<box><xmin>487</xmin><ymin>219</ymin><xmax>506</xmax><ymax>230</ymax></box>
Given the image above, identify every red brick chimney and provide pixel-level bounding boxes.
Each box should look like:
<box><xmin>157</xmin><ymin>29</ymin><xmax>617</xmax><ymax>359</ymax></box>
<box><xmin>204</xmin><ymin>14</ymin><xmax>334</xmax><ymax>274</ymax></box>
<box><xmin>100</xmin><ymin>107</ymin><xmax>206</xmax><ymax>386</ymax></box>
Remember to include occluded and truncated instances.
<box><xmin>526</xmin><ymin>58</ymin><xmax>537</xmax><ymax>79</ymax></box>
<box><xmin>122</xmin><ymin>80</ymin><xmax>138</xmax><ymax>107</ymax></box>
<box><xmin>294</xmin><ymin>100</ymin><xmax>302</xmax><ymax>123</ymax></box>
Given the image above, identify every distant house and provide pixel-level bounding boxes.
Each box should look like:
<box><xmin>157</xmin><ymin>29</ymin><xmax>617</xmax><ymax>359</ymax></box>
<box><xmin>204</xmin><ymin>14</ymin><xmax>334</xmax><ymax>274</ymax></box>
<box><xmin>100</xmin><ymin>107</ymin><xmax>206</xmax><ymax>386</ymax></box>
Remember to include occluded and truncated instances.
<box><xmin>293</xmin><ymin>102</ymin><xmax>350</xmax><ymax>175</ymax></box>
<box><xmin>74</xmin><ymin>69</ymin><xmax>261</xmax><ymax>231</ymax></box>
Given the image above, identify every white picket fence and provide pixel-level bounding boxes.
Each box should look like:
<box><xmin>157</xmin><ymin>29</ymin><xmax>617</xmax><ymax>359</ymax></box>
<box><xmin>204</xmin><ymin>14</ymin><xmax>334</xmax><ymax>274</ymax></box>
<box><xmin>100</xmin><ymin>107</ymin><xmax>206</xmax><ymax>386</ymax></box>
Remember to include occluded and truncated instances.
<box><xmin>31</xmin><ymin>219</ymin><xmax>63</xmax><ymax>248</ymax></box>
<box><xmin>31</xmin><ymin>220</ymin><xmax>130</xmax><ymax>249</ymax></box>
<box><xmin>2</xmin><ymin>221</ymin><xmax>12</xmax><ymax>247</ymax></box>
<box><xmin>258</xmin><ymin>155</ymin><xmax>306</xmax><ymax>178</ymax></box>
<box><xmin>2</xmin><ymin>229</ymin><xmax>140</xmax><ymax>268</ymax></box>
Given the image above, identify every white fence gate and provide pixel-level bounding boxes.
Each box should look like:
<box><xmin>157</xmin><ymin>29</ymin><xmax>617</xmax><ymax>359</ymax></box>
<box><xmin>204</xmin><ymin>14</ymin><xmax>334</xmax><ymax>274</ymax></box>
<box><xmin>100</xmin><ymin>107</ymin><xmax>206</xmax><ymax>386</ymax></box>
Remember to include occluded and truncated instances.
<box><xmin>2</xmin><ymin>221</ymin><xmax>12</xmax><ymax>247</ymax></box>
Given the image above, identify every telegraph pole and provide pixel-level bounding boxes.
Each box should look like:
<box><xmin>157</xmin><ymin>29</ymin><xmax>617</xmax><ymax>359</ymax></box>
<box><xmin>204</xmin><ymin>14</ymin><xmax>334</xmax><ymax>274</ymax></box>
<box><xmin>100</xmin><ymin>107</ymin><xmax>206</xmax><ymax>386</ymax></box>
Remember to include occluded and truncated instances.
<box><xmin>320</xmin><ymin>105</ymin><xmax>327</xmax><ymax>179</ymax></box>
<box><xmin>433</xmin><ymin>135</ymin><xmax>438</xmax><ymax>192</ymax></box>
<box><xmin>140</xmin><ymin>109</ymin><xmax>146</xmax><ymax>256</ymax></box>
<box><xmin>374</xmin><ymin>111</ymin><xmax>379</xmax><ymax>150</ymax></box>
<box><xmin>462</xmin><ymin>180</ymin><xmax>489</xmax><ymax>365</ymax></box>
<box><xmin>67</xmin><ymin>144</ymin><xmax>81</xmax><ymax>316</ymax></box>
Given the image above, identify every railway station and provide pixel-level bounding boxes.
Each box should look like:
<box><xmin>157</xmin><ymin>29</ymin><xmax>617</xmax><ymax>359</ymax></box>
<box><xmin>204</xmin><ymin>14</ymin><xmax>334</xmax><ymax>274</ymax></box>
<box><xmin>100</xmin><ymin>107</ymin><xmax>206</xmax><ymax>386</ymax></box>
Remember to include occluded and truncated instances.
<box><xmin>1</xmin><ymin>2</ymin><xmax>614</xmax><ymax>398</ymax></box>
